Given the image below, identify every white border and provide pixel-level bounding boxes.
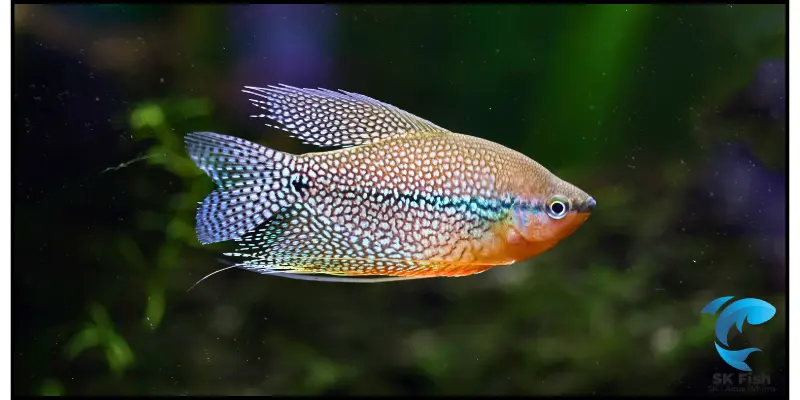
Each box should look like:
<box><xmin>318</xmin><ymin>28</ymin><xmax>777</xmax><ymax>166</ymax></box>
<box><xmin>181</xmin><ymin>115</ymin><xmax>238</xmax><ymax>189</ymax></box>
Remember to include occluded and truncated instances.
<box><xmin>0</xmin><ymin>5</ymin><xmax>792</xmax><ymax>398</ymax></box>
<box><xmin>788</xmin><ymin>3</ymin><xmax>796</xmax><ymax>399</ymax></box>
<box><xmin>3</xmin><ymin>5</ymin><xmax>11</xmax><ymax>399</ymax></box>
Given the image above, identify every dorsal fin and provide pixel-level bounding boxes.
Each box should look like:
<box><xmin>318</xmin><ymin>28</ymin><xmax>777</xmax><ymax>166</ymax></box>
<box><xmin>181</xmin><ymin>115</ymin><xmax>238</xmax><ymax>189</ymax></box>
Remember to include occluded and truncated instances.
<box><xmin>242</xmin><ymin>84</ymin><xmax>451</xmax><ymax>148</ymax></box>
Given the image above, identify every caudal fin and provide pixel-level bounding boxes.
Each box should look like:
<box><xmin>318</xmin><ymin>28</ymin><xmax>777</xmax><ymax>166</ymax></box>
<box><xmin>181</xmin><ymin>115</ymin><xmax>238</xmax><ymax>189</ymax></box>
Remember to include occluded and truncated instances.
<box><xmin>714</xmin><ymin>343</ymin><xmax>761</xmax><ymax>372</ymax></box>
<box><xmin>185</xmin><ymin>132</ymin><xmax>302</xmax><ymax>244</ymax></box>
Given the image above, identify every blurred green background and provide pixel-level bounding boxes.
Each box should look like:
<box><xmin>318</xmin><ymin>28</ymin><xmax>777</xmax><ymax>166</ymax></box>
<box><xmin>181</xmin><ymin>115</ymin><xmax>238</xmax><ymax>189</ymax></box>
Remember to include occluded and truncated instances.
<box><xmin>13</xmin><ymin>4</ymin><xmax>786</xmax><ymax>396</ymax></box>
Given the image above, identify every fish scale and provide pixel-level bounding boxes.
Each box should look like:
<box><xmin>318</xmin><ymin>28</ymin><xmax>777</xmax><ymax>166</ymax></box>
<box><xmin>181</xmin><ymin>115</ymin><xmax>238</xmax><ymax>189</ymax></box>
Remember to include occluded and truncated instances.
<box><xmin>186</xmin><ymin>85</ymin><xmax>595</xmax><ymax>282</ymax></box>
<box><xmin>226</xmin><ymin>133</ymin><xmax>531</xmax><ymax>276</ymax></box>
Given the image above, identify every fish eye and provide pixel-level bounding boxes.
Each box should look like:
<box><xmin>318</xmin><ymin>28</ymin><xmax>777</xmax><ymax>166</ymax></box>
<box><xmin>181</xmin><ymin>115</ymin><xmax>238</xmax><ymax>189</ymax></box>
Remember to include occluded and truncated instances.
<box><xmin>546</xmin><ymin>196</ymin><xmax>569</xmax><ymax>219</ymax></box>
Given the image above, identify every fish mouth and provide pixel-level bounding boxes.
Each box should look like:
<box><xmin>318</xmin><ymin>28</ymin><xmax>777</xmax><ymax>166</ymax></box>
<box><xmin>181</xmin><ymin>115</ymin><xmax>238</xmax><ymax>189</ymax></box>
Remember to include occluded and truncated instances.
<box><xmin>574</xmin><ymin>196</ymin><xmax>596</xmax><ymax>214</ymax></box>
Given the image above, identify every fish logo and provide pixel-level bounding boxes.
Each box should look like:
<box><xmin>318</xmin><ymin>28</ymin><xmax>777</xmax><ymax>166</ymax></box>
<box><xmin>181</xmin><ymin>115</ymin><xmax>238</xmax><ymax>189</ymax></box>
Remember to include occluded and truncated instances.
<box><xmin>700</xmin><ymin>296</ymin><xmax>776</xmax><ymax>372</ymax></box>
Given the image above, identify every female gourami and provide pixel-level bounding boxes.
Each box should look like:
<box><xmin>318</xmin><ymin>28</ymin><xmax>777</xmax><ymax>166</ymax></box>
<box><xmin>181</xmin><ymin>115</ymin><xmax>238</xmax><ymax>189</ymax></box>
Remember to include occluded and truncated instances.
<box><xmin>185</xmin><ymin>85</ymin><xmax>595</xmax><ymax>283</ymax></box>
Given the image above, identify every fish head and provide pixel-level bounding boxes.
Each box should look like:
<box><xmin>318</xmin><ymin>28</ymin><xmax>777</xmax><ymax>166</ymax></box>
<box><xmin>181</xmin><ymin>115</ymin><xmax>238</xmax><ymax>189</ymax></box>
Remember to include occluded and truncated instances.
<box><xmin>508</xmin><ymin>173</ymin><xmax>595</xmax><ymax>257</ymax></box>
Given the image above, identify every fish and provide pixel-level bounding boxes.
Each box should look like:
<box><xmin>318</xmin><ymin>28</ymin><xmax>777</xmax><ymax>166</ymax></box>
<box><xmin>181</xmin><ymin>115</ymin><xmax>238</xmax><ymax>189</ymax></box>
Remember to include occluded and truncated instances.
<box><xmin>184</xmin><ymin>84</ymin><xmax>596</xmax><ymax>284</ymax></box>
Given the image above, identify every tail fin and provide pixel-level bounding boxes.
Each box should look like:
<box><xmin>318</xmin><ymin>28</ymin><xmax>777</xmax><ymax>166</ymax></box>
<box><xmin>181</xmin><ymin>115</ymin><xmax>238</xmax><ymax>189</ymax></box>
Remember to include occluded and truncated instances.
<box><xmin>714</xmin><ymin>343</ymin><xmax>761</xmax><ymax>372</ymax></box>
<box><xmin>185</xmin><ymin>132</ymin><xmax>301</xmax><ymax>244</ymax></box>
